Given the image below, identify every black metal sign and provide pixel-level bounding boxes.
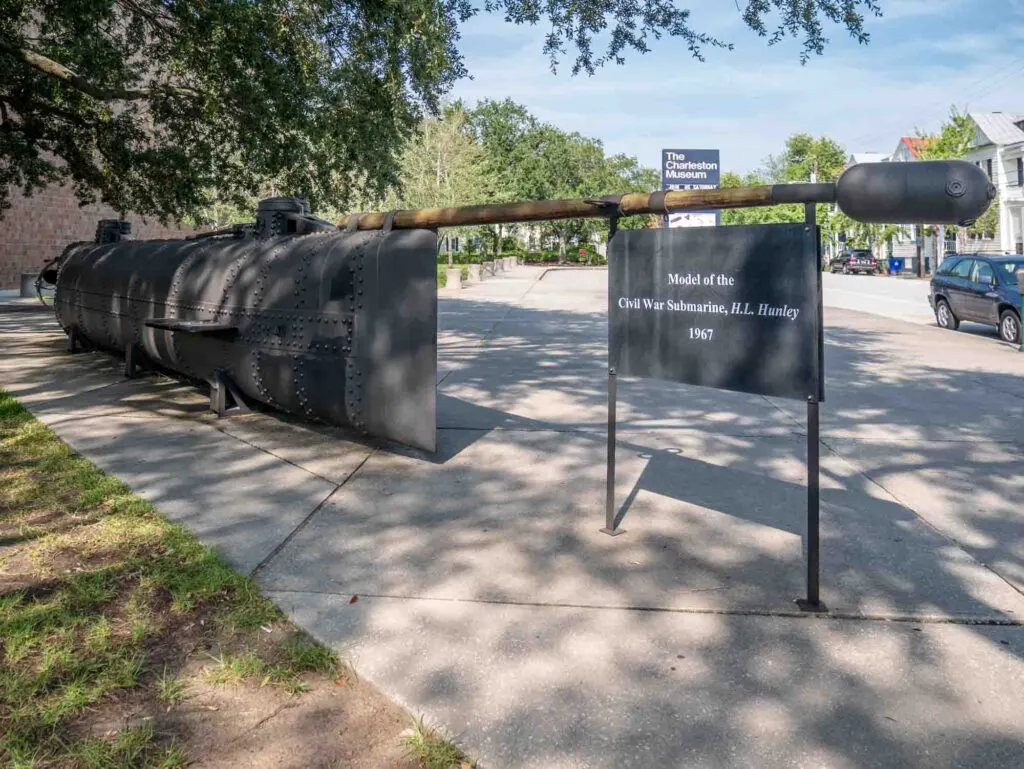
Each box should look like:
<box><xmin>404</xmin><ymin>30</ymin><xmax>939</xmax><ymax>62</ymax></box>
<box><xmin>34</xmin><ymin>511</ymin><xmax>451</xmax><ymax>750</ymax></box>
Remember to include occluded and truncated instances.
<box><xmin>609</xmin><ymin>224</ymin><xmax>820</xmax><ymax>401</ymax></box>
<box><xmin>603</xmin><ymin>215</ymin><xmax>826</xmax><ymax>610</ymax></box>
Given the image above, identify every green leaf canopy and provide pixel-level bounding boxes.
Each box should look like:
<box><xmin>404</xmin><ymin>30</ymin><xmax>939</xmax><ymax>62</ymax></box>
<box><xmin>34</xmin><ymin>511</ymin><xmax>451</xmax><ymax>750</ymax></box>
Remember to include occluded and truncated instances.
<box><xmin>0</xmin><ymin>0</ymin><xmax>882</xmax><ymax>221</ymax></box>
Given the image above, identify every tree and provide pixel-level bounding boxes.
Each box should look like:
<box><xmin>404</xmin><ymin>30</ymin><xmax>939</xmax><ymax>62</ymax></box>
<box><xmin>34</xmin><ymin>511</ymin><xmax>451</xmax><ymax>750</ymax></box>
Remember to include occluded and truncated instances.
<box><xmin>778</xmin><ymin>133</ymin><xmax>847</xmax><ymax>183</ymax></box>
<box><xmin>381</xmin><ymin>104</ymin><xmax>490</xmax><ymax>263</ymax></box>
<box><xmin>1</xmin><ymin>1</ymin><xmax>883</xmax><ymax>221</ymax></box>
<box><xmin>385</xmin><ymin>106</ymin><xmax>488</xmax><ymax>212</ymax></box>
<box><xmin>467</xmin><ymin>99</ymin><xmax>538</xmax><ymax>202</ymax></box>
<box><xmin>720</xmin><ymin>132</ymin><xmax>847</xmax><ymax>229</ymax></box>
<box><xmin>720</xmin><ymin>170</ymin><xmax>803</xmax><ymax>226</ymax></box>
<box><xmin>515</xmin><ymin>126</ymin><xmax>610</xmax><ymax>262</ymax></box>
<box><xmin>918</xmin><ymin>108</ymin><xmax>980</xmax><ymax>254</ymax></box>
<box><xmin>917</xmin><ymin>107</ymin><xmax>974</xmax><ymax>162</ymax></box>
<box><xmin>466</xmin><ymin>99</ymin><xmax>539</xmax><ymax>253</ymax></box>
<box><xmin>602</xmin><ymin>153</ymin><xmax>661</xmax><ymax>232</ymax></box>
<box><xmin>968</xmin><ymin>192</ymin><xmax>999</xmax><ymax>240</ymax></box>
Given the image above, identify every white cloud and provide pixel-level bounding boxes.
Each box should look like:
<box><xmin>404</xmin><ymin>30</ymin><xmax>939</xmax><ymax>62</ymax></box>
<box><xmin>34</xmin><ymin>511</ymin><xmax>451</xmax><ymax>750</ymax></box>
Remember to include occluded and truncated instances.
<box><xmin>450</xmin><ymin>0</ymin><xmax>1024</xmax><ymax>175</ymax></box>
<box><xmin>876</xmin><ymin>0</ymin><xmax>968</xmax><ymax>22</ymax></box>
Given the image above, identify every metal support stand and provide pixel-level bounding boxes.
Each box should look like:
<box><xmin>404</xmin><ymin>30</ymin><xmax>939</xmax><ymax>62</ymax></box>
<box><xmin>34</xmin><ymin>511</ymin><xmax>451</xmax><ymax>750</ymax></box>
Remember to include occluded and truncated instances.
<box><xmin>797</xmin><ymin>394</ymin><xmax>823</xmax><ymax>611</ymax></box>
<box><xmin>68</xmin><ymin>328</ymin><xmax>81</xmax><ymax>354</ymax></box>
<box><xmin>210</xmin><ymin>372</ymin><xmax>228</xmax><ymax>417</ymax></box>
<box><xmin>601</xmin><ymin>213</ymin><xmax>625</xmax><ymax>536</ymax></box>
<box><xmin>797</xmin><ymin>202</ymin><xmax>826</xmax><ymax>612</ymax></box>
<box><xmin>124</xmin><ymin>344</ymin><xmax>142</xmax><ymax>379</ymax></box>
<box><xmin>601</xmin><ymin>367</ymin><xmax>624</xmax><ymax>536</ymax></box>
<box><xmin>209</xmin><ymin>370</ymin><xmax>250</xmax><ymax>418</ymax></box>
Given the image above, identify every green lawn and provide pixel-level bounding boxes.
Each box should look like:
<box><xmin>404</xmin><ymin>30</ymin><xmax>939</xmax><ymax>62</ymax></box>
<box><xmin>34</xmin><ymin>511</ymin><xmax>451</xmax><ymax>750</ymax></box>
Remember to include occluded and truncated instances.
<box><xmin>0</xmin><ymin>391</ymin><xmax>338</xmax><ymax>766</ymax></box>
<box><xmin>0</xmin><ymin>389</ymin><xmax>472</xmax><ymax>768</ymax></box>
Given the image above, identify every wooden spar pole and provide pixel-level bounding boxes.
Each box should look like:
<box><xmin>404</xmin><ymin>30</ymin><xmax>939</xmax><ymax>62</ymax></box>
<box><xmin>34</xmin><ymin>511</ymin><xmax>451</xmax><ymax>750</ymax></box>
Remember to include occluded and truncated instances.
<box><xmin>338</xmin><ymin>183</ymin><xmax>838</xmax><ymax>231</ymax></box>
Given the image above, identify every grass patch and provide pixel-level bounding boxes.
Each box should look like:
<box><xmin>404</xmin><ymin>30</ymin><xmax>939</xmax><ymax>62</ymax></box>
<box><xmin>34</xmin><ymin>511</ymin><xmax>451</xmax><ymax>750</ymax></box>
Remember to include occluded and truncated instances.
<box><xmin>402</xmin><ymin>715</ymin><xmax>474</xmax><ymax>769</ymax></box>
<box><xmin>0</xmin><ymin>389</ymin><xmax>345</xmax><ymax>766</ymax></box>
<box><xmin>155</xmin><ymin>666</ymin><xmax>188</xmax><ymax>705</ymax></box>
<box><xmin>202</xmin><ymin>634</ymin><xmax>341</xmax><ymax>696</ymax></box>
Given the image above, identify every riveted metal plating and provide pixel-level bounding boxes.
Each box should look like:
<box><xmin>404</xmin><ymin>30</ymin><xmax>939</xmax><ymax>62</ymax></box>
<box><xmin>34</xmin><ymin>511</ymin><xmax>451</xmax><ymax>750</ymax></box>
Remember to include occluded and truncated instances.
<box><xmin>48</xmin><ymin>225</ymin><xmax>437</xmax><ymax>451</ymax></box>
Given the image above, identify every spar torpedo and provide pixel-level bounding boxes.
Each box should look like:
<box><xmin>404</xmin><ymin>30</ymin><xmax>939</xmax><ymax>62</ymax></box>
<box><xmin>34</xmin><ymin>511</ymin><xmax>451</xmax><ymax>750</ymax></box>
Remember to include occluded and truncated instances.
<box><xmin>39</xmin><ymin>160</ymin><xmax>995</xmax><ymax>451</ymax></box>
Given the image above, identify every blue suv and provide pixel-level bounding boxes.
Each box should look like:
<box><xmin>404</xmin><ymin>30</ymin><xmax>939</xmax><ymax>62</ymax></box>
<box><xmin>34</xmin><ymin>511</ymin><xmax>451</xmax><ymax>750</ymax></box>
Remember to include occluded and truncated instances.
<box><xmin>930</xmin><ymin>255</ymin><xmax>1023</xmax><ymax>343</ymax></box>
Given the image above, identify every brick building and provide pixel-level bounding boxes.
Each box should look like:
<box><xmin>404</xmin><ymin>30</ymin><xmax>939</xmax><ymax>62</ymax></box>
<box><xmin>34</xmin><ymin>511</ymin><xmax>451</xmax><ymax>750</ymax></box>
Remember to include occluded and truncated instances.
<box><xmin>1</xmin><ymin>184</ymin><xmax>200</xmax><ymax>289</ymax></box>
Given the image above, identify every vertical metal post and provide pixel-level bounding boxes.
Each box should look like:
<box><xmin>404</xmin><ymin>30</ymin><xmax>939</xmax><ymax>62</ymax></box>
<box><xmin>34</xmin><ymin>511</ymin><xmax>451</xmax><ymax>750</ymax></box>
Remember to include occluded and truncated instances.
<box><xmin>210</xmin><ymin>371</ymin><xmax>227</xmax><ymax>417</ymax></box>
<box><xmin>602</xmin><ymin>214</ymin><xmax>625</xmax><ymax>536</ymax></box>
<box><xmin>602</xmin><ymin>367</ymin><xmax>624</xmax><ymax>535</ymax></box>
<box><xmin>805</xmin><ymin>395</ymin><xmax>821</xmax><ymax>606</ymax></box>
<box><xmin>124</xmin><ymin>344</ymin><xmax>138</xmax><ymax>379</ymax></box>
<box><xmin>800</xmin><ymin>202</ymin><xmax>824</xmax><ymax>611</ymax></box>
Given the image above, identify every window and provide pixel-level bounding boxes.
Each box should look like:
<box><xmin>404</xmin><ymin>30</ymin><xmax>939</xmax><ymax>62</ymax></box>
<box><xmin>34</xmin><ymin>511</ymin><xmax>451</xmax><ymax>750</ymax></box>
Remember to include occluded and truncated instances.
<box><xmin>996</xmin><ymin>261</ymin><xmax>1023</xmax><ymax>282</ymax></box>
<box><xmin>986</xmin><ymin>158</ymin><xmax>993</xmax><ymax>179</ymax></box>
<box><xmin>936</xmin><ymin>257</ymin><xmax>960</xmax><ymax>275</ymax></box>
<box><xmin>972</xmin><ymin>261</ymin><xmax>995</xmax><ymax>285</ymax></box>
<box><xmin>950</xmin><ymin>259</ymin><xmax>974</xmax><ymax>278</ymax></box>
<box><xmin>1017</xmin><ymin>157</ymin><xmax>1023</xmax><ymax>187</ymax></box>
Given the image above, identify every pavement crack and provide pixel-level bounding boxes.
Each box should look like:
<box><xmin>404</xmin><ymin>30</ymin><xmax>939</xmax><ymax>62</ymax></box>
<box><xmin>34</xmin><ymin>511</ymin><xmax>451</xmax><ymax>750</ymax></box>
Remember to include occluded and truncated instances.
<box><xmin>206</xmin><ymin>421</ymin><xmax>348</xmax><ymax>486</ymax></box>
<box><xmin>249</xmin><ymin>449</ymin><xmax>376</xmax><ymax>579</ymax></box>
<box><xmin>819</xmin><ymin>434</ymin><xmax>1024</xmax><ymax>602</ymax></box>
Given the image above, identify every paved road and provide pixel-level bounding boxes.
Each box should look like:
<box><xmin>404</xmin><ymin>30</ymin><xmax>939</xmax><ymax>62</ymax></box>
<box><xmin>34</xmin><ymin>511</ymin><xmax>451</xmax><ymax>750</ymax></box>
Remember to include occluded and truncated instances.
<box><xmin>822</xmin><ymin>273</ymin><xmax>934</xmax><ymax>324</ymax></box>
<box><xmin>2</xmin><ymin>268</ymin><xmax>1023</xmax><ymax>768</ymax></box>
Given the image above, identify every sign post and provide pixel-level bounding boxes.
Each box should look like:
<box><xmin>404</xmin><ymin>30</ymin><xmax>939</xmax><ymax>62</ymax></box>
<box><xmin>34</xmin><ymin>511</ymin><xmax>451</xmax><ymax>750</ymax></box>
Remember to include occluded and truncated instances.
<box><xmin>802</xmin><ymin>202</ymin><xmax>823</xmax><ymax>609</ymax></box>
<box><xmin>603</xmin><ymin>212</ymin><xmax>826</xmax><ymax>609</ymax></box>
<box><xmin>603</xmin><ymin>214</ymin><xmax>624</xmax><ymax>536</ymax></box>
<box><xmin>662</xmin><ymin>149</ymin><xmax>720</xmax><ymax>228</ymax></box>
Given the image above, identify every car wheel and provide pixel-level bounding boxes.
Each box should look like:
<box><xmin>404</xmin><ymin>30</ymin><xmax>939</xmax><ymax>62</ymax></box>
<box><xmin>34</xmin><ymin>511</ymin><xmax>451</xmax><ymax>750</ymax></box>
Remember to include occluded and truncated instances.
<box><xmin>999</xmin><ymin>308</ymin><xmax>1021</xmax><ymax>343</ymax></box>
<box><xmin>935</xmin><ymin>299</ymin><xmax>959</xmax><ymax>330</ymax></box>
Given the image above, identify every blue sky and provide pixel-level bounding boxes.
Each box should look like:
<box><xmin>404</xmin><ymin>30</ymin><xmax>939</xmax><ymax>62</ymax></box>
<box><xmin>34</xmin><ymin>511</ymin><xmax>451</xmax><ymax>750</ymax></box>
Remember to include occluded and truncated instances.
<box><xmin>450</xmin><ymin>0</ymin><xmax>1020</xmax><ymax>176</ymax></box>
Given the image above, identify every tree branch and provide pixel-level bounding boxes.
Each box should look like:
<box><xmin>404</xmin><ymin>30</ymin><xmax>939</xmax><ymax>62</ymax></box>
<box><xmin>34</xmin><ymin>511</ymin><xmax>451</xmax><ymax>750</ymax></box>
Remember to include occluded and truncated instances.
<box><xmin>0</xmin><ymin>41</ymin><xmax>204</xmax><ymax>101</ymax></box>
<box><xmin>3</xmin><ymin>93</ymin><xmax>96</xmax><ymax>127</ymax></box>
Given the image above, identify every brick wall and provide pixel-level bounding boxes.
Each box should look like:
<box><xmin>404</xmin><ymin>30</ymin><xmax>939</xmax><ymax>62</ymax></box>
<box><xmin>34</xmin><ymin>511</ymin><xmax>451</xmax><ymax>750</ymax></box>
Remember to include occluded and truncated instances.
<box><xmin>1</xmin><ymin>185</ymin><xmax>202</xmax><ymax>289</ymax></box>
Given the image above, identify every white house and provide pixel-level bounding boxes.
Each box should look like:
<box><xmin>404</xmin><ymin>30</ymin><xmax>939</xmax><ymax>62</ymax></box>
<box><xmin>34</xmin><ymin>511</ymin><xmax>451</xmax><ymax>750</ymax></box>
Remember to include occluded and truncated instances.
<box><xmin>962</xmin><ymin>112</ymin><xmax>1024</xmax><ymax>255</ymax></box>
<box><xmin>886</xmin><ymin>136</ymin><xmax>940</xmax><ymax>271</ymax></box>
<box><xmin>847</xmin><ymin>151</ymin><xmax>889</xmax><ymax>165</ymax></box>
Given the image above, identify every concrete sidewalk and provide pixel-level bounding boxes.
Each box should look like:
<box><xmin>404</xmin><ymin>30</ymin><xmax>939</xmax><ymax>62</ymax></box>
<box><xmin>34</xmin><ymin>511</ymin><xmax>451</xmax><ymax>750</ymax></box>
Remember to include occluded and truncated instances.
<box><xmin>2</xmin><ymin>266</ymin><xmax>1023</xmax><ymax>768</ymax></box>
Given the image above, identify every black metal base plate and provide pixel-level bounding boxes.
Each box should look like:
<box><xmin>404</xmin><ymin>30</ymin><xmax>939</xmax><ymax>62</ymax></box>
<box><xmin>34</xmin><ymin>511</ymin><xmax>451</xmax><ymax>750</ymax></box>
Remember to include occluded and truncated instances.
<box><xmin>795</xmin><ymin>598</ymin><xmax>828</xmax><ymax>613</ymax></box>
<box><xmin>599</xmin><ymin>527</ymin><xmax>627</xmax><ymax>537</ymax></box>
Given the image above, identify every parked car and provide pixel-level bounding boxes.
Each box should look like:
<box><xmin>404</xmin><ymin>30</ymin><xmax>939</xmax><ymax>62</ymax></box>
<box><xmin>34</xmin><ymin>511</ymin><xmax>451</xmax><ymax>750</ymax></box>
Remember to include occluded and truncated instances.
<box><xmin>830</xmin><ymin>248</ymin><xmax>877</xmax><ymax>275</ymax></box>
<box><xmin>930</xmin><ymin>254</ymin><xmax>1023</xmax><ymax>343</ymax></box>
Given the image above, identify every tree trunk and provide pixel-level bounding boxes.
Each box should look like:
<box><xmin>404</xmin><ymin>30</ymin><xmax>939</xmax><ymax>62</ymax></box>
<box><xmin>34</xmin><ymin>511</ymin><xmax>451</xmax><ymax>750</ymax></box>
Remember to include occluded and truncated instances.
<box><xmin>558</xmin><ymin>230</ymin><xmax>567</xmax><ymax>265</ymax></box>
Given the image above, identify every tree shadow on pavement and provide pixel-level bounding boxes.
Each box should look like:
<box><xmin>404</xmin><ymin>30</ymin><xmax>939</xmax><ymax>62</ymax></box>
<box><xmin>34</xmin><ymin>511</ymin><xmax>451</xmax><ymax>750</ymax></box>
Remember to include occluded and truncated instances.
<box><xmin>4</xmin><ymin>281</ymin><xmax>1024</xmax><ymax>769</ymax></box>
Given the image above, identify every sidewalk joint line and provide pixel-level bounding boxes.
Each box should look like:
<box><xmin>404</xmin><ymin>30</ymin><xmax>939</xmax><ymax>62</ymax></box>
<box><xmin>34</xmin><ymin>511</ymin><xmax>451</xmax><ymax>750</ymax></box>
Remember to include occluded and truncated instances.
<box><xmin>262</xmin><ymin>588</ymin><xmax>1024</xmax><ymax>627</ymax></box>
<box><xmin>206</xmin><ymin>421</ymin><xmax>357</xmax><ymax>487</ymax></box>
<box><xmin>249</xmin><ymin>449</ymin><xmax>376</xmax><ymax>579</ymax></box>
<box><xmin>819</xmin><ymin>434</ymin><xmax>1024</xmax><ymax>602</ymax></box>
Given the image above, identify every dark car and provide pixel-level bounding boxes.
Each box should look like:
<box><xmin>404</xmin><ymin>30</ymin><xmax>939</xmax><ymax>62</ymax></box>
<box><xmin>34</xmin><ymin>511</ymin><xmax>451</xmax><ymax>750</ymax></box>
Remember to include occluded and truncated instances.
<box><xmin>830</xmin><ymin>248</ymin><xmax>877</xmax><ymax>275</ymax></box>
<box><xmin>930</xmin><ymin>254</ymin><xmax>1023</xmax><ymax>343</ymax></box>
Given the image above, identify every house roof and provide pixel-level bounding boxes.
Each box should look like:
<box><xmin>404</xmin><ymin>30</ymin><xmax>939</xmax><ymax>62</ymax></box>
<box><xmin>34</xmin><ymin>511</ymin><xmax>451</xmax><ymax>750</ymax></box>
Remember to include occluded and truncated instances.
<box><xmin>969</xmin><ymin>112</ymin><xmax>1024</xmax><ymax>146</ymax></box>
<box><xmin>848</xmin><ymin>152</ymin><xmax>889</xmax><ymax>165</ymax></box>
<box><xmin>898</xmin><ymin>136</ymin><xmax>931</xmax><ymax>159</ymax></box>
